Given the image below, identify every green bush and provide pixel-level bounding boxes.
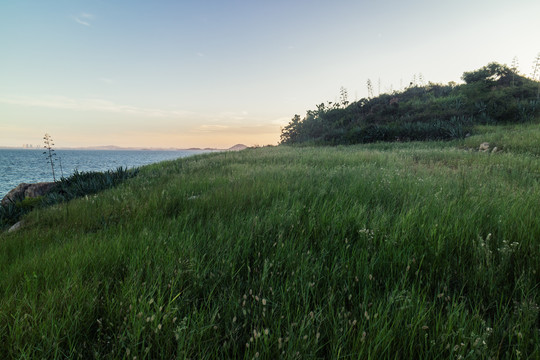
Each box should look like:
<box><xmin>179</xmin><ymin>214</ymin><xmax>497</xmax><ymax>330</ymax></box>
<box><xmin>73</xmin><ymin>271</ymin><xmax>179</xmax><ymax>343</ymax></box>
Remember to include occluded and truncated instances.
<box><xmin>0</xmin><ymin>167</ymin><xmax>138</xmax><ymax>230</ymax></box>
<box><xmin>44</xmin><ymin>167</ymin><xmax>139</xmax><ymax>204</ymax></box>
<box><xmin>281</xmin><ymin>62</ymin><xmax>540</xmax><ymax>146</ymax></box>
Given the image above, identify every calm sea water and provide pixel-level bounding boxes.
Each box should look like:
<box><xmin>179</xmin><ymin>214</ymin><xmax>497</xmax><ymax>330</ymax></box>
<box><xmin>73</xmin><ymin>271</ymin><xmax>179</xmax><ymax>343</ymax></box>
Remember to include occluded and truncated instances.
<box><xmin>0</xmin><ymin>149</ymin><xmax>211</xmax><ymax>199</ymax></box>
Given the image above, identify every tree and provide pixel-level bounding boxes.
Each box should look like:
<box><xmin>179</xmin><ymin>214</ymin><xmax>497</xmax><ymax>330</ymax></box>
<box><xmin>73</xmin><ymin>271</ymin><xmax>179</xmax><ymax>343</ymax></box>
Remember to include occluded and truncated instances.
<box><xmin>461</xmin><ymin>62</ymin><xmax>511</xmax><ymax>85</ymax></box>
<box><xmin>280</xmin><ymin>114</ymin><xmax>303</xmax><ymax>144</ymax></box>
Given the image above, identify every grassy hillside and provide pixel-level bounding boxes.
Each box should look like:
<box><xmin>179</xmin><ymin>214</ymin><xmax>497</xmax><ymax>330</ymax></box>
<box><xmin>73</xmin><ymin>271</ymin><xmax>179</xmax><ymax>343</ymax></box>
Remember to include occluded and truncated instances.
<box><xmin>1</xmin><ymin>126</ymin><xmax>540</xmax><ymax>358</ymax></box>
<box><xmin>280</xmin><ymin>62</ymin><xmax>540</xmax><ymax>146</ymax></box>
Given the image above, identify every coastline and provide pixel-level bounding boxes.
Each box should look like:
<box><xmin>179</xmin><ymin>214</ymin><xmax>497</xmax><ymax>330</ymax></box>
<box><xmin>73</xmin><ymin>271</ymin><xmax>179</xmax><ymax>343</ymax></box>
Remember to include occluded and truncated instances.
<box><xmin>0</xmin><ymin>148</ymin><xmax>215</xmax><ymax>200</ymax></box>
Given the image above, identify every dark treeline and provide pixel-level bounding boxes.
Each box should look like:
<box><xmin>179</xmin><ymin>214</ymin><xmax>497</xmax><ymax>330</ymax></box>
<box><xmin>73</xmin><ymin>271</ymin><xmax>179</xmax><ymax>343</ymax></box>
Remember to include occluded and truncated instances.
<box><xmin>280</xmin><ymin>62</ymin><xmax>540</xmax><ymax>145</ymax></box>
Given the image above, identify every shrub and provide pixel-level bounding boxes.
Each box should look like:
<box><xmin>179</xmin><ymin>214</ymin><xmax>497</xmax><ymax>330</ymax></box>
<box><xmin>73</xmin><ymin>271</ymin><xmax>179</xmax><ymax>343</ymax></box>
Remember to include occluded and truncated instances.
<box><xmin>0</xmin><ymin>167</ymin><xmax>139</xmax><ymax>230</ymax></box>
<box><xmin>280</xmin><ymin>62</ymin><xmax>540</xmax><ymax>146</ymax></box>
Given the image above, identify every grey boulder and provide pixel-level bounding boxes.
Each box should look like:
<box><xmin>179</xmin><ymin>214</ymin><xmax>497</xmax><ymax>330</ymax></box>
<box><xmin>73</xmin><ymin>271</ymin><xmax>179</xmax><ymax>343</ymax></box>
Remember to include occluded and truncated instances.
<box><xmin>1</xmin><ymin>182</ymin><xmax>56</xmax><ymax>206</ymax></box>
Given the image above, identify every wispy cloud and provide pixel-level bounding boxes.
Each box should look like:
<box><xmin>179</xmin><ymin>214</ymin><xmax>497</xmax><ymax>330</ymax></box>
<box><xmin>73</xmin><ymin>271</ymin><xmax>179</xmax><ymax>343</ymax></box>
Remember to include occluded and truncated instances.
<box><xmin>0</xmin><ymin>95</ymin><xmax>193</xmax><ymax>118</ymax></box>
<box><xmin>190</xmin><ymin>111</ymin><xmax>283</xmax><ymax>135</ymax></box>
<box><xmin>73</xmin><ymin>13</ymin><xmax>93</xmax><ymax>26</ymax></box>
<box><xmin>194</xmin><ymin>124</ymin><xmax>230</xmax><ymax>133</ymax></box>
<box><xmin>271</xmin><ymin>117</ymin><xmax>292</xmax><ymax>126</ymax></box>
<box><xmin>99</xmin><ymin>77</ymin><xmax>114</xmax><ymax>84</ymax></box>
<box><xmin>216</xmin><ymin>110</ymin><xmax>249</xmax><ymax>121</ymax></box>
<box><xmin>192</xmin><ymin>123</ymin><xmax>277</xmax><ymax>135</ymax></box>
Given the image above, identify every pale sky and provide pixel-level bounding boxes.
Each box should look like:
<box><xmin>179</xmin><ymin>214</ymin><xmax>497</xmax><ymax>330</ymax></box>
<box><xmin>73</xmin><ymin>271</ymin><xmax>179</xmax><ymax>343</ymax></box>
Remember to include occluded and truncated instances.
<box><xmin>1</xmin><ymin>0</ymin><xmax>539</xmax><ymax>148</ymax></box>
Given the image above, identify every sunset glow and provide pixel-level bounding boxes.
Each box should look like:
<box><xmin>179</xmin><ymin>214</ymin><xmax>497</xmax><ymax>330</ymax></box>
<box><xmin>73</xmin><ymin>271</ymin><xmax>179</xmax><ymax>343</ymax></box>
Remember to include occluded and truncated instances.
<box><xmin>1</xmin><ymin>0</ymin><xmax>539</xmax><ymax>148</ymax></box>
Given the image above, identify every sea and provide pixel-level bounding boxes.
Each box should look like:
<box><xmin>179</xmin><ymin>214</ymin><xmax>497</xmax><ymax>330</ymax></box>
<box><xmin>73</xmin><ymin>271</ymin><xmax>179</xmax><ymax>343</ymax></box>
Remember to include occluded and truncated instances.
<box><xmin>0</xmin><ymin>149</ymin><xmax>212</xmax><ymax>200</ymax></box>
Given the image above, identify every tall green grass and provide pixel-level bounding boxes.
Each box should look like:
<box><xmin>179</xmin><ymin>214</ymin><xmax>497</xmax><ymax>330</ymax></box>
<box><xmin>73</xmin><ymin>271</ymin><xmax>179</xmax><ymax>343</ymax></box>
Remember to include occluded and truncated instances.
<box><xmin>461</xmin><ymin>122</ymin><xmax>540</xmax><ymax>156</ymax></box>
<box><xmin>0</xmin><ymin>132</ymin><xmax>539</xmax><ymax>358</ymax></box>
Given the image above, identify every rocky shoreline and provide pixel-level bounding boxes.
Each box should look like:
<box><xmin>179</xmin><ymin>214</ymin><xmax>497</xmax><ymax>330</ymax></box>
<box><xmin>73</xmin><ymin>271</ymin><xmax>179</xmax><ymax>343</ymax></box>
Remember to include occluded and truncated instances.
<box><xmin>1</xmin><ymin>182</ymin><xmax>57</xmax><ymax>233</ymax></box>
<box><xmin>1</xmin><ymin>182</ymin><xmax>56</xmax><ymax>206</ymax></box>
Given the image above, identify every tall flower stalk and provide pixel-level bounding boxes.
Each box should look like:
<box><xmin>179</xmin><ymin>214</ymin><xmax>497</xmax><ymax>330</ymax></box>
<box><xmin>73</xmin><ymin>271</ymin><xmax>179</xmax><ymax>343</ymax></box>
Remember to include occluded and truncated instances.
<box><xmin>43</xmin><ymin>133</ymin><xmax>57</xmax><ymax>182</ymax></box>
<box><xmin>533</xmin><ymin>53</ymin><xmax>540</xmax><ymax>99</ymax></box>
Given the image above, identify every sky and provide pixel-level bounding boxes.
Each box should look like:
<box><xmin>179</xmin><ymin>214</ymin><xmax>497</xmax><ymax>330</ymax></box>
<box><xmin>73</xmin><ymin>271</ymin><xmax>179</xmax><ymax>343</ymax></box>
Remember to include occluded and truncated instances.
<box><xmin>1</xmin><ymin>0</ymin><xmax>539</xmax><ymax>149</ymax></box>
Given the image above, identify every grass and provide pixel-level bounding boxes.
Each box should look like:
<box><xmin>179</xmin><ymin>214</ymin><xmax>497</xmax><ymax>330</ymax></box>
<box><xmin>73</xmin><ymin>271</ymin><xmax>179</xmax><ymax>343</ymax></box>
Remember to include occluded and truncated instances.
<box><xmin>0</xmin><ymin>125</ymin><xmax>539</xmax><ymax>359</ymax></box>
<box><xmin>462</xmin><ymin>122</ymin><xmax>540</xmax><ymax>156</ymax></box>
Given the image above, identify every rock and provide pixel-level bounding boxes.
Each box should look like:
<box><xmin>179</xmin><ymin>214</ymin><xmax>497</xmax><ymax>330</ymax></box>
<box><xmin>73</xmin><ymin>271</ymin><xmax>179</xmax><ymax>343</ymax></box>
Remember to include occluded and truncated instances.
<box><xmin>1</xmin><ymin>183</ymin><xmax>31</xmax><ymax>205</ymax></box>
<box><xmin>491</xmin><ymin>147</ymin><xmax>498</xmax><ymax>153</ymax></box>
<box><xmin>479</xmin><ymin>142</ymin><xmax>490</xmax><ymax>152</ymax></box>
<box><xmin>25</xmin><ymin>182</ymin><xmax>56</xmax><ymax>199</ymax></box>
<box><xmin>1</xmin><ymin>182</ymin><xmax>56</xmax><ymax>206</ymax></box>
<box><xmin>7</xmin><ymin>221</ymin><xmax>23</xmax><ymax>233</ymax></box>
